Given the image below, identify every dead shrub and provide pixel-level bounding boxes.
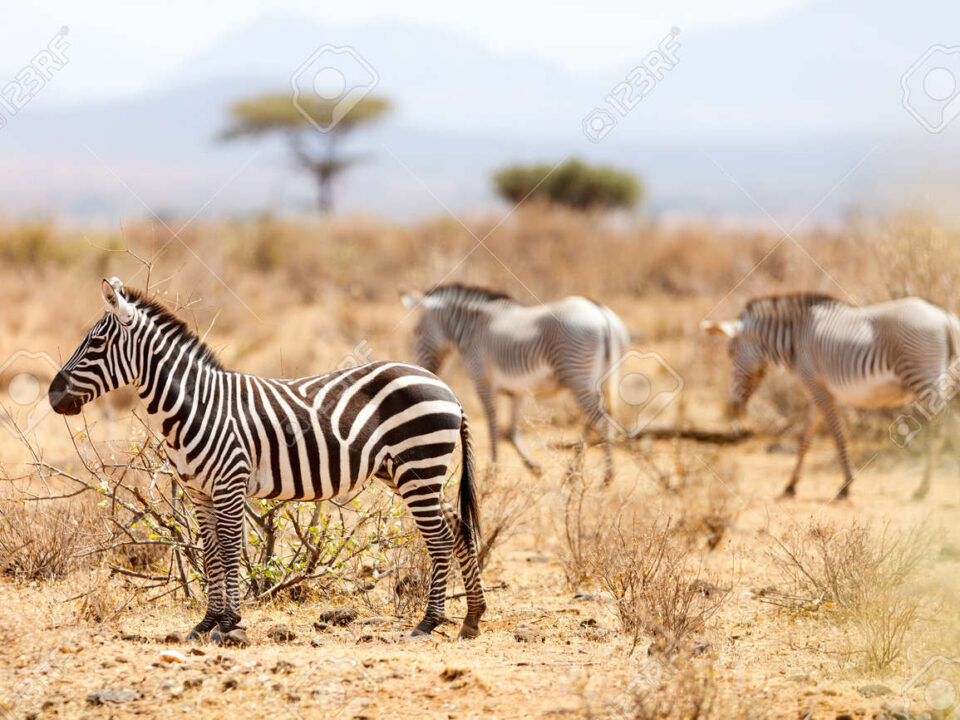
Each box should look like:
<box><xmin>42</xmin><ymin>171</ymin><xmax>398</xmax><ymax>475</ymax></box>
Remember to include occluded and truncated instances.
<box><xmin>0</xmin><ymin>500</ymin><xmax>94</xmax><ymax>580</ymax></box>
<box><xmin>771</xmin><ymin>520</ymin><xmax>933</xmax><ymax>669</ymax></box>
<box><xmin>588</xmin><ymin>518</ymin><xmax>729</xmax><ymax>655</ymax></box>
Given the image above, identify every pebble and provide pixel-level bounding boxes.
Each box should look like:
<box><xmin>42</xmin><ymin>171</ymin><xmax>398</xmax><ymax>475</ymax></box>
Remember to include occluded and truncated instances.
<box><xmin>513</xmin><ymin>623</ymin><xmax>544</xmax><ymax>643</ymax></box>
<box><xmin>310</xmin><ymin>635</ymin><xmax>325</xmax><ymax>647</ymax></box>
<box><xmin>161</xmin><ymin>681</ymin><xmax>184</xmax><ymax>698</ymax></box>
<box><xmin>222</xmin><ymin>629</ymin><xmax>250</xmax><ymax>648</ymax></box>
<box><xmin>87</xmin><ymin>688</ymin><xmax>140</xmax><ymax>705</ymax></box>
<box><xmin>183</xmin><ymin>677</ymin><xmax>204</xmax><ymax>690</ymax></box>
<box><xmin>266</xmin><ymin>625</ymin><xmax>297</xmax><ymax>643</ymax></box>
<box><xmin>316</xmin><ymin>607</ymin><xmax>358</xmax><ymax>626</ymax></box>
<box><xmin>857</xmin><ymin>684</ymin><xmax>893</xmax><ymax>698</ymax></box>
<box><xmin>164</xmin><ymin>631</ymin><xmax>186</xmax><ymax>644</ymax></box>
<box><xmin>157</xmin><ymin>650</ymin><xmax>189</xmax><ymax>664</ymax></box>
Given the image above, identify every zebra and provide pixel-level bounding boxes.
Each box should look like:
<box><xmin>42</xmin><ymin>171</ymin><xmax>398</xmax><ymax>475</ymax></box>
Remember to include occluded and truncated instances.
<box><xmin>48</xmin><ymin>278</ymin><xmax>486</xmax><ymax>641</ymax></box>
<box><xmin>401</xmin><ymin>284</ymin><xmax>629</xmax><ymax>483</ymax></box>
<box><xmin>702</xmin><ymin>292</ymin><xmax>960</xmax><ymax>500</ymax></box>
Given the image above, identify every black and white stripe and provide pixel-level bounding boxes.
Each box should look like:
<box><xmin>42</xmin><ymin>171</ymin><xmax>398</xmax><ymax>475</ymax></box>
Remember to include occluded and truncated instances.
<box><xmin>49</xmin><ymin>278</ymin><xmax>486</xmax><ymax>640</ymax></box>
<box><xmin>402</xmin><ymin>284</ymin><xmax>629</xmax><ymax>483</ymax></box>
<box><xmin>703</xmin><ymin>293</ymin><xmax>960</xmax><ymax>500</ymax></box>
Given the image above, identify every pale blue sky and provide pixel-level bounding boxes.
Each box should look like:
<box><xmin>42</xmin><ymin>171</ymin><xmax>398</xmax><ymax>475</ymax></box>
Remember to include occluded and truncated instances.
<box><xmin>1</xmin><ymin>0</ymin><xmax>811</xmax><ymax>103</ymax></box>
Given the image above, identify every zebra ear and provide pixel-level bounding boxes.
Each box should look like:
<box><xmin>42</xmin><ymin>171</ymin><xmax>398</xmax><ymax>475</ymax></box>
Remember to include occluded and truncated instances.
<box><xmin>400</xmin><ymin>291</ymin><xmax>424</xmax><ymax>309</ymax></box>
<box><xmin>101</xmin><ymin>278</ymin><xmax>135</xmax><ymax>324</ymax></box>
<box><xmin>700</xmin><ymin>320</ymin><xmax>741</xmax><ymax>338</ymax></box>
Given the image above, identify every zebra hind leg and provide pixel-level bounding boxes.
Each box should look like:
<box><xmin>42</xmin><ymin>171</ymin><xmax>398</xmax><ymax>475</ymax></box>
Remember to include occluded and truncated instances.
<box><xmin>397</xmin><ymin>475</ymin><xmax>455</xmax><ymax>637</ymax></box>
<box><xmin>441</xmin><ymin>502</ymin><xmax>487</xmax><ymax>639</ymax></box>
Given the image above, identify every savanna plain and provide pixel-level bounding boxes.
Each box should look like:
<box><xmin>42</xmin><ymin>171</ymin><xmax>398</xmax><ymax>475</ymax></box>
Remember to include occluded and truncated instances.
<box><xmin>1</xmin><ymin>208</ymin><xmax>958</xmax><ymax>720</ymax></box>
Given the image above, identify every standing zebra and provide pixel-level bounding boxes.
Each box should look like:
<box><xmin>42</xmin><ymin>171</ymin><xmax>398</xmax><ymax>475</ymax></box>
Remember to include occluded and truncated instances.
<box><xmin>48</xmin><ymin>278</ymin><xmax>486</xmax><ymax>641</ymax></box>
<box><xmin>402</xmin><ymin>284</ymin><xmax>629</xmax><ymax>483</ymax></box>
<box><xmin>703</xmin><ymin>293</ymin><xmax>960</xmax><ymax>500</ymax></box>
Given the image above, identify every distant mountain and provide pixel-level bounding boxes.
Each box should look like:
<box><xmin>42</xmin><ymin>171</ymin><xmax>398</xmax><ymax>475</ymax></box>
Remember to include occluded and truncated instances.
<box><xmin>0</xmin><ymin>1</ymin><xmax>958</xmax><ymax>223</ymax></box>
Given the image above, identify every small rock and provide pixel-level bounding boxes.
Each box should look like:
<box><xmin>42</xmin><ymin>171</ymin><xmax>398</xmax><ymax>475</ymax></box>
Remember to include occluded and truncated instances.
<box><xmin>157</xmin><ymin>650</ymin><xmax>189</xmax><ymax>664</ymax></box>
<box><xmin>316</xmin><ymin>608</ymin><xmax>358</xmax><ymax>627</ymax></box>
<box><xmin>114</xmin><ymin>655</ymin><xmax>130</xmax><ymax>663</ymax></box>
<box><xmin>513</xmin><ymin>623</ymin><xmax>544</xmax><ymax>643</ymax></box>
<box><xmin>183</xmin><ymin>677</ymin><xmax>204</xmax><ymax>690</ymax></box>
<box><xmin>161</xmin><ymin>681</ymin><xmax>184</xmax><ymax>698</ymax></box>
<box><xmin>579</xmin><ymin>618</ymin><xmax>597</xmax><ymax>628</ymax></box>
<box><xmin>310</xmin><ymin>635</ymin><xmax>325</xmax><ymax>647</ymax></box>
<box><xmin>440</xmin><ymin>668</ymin><xmax>468</xmax><ymax>682</ymax></box>
<box><xmin>188</xmin><ymin>647</ymin><xmax>206</xmax><ymax>657</ymax></box>
<box><xmin>87</xmin><ymin>688</ymin><xmax>140</xmax><ymax>705</ymax></box>
<box><xmin>836</xmin><ymin>713</ymin><xmax>853</xmax><ymax>720</ymax></box>
<box><xmin>164</xmin><ymin>631</ymin><xmax>186</xmax><ymax>644</ymax></box>
<box><xmin>223</xmin><ymin>677</ymin><xmax>239</xmax><ymax>691</ymax></box>
<box><xmin>222</xmin><ymin>629</ymin><xmax>250</xmax><ymax>648</ymax></box>
<box><xmin>857</xmin><ymin>684</ymin><xmax>893</xmax><ymax>698</ymax></box>
<box><xmin>267</xmin><ymin>625</ymin><xmax>296</xmax><ymax>643</ymax></box>
<box><xmin>574</xmin><ymin>591</ymin><xmax>597</xmax><ymax>601</ymax></box>
<box><xmin>272</xmin><ymin>660</ymin><xmax>295</xmax><ymax>674</ymax></box>
<box><xmin>120</xmin><ymin>633</ymin><xmax>150</xmax><ymax>643</ymax></box>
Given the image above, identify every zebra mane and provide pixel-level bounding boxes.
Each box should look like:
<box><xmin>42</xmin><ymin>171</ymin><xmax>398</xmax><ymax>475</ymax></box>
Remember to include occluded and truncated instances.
<box><xmin>741</xmin><ymin>292</ymin><xmax>846</xmax><ymax>321</ymax></box>
<box><xmin>121</xmin><ymin>287</ymin><xmax>224</xmax><ymax>370</ymax></box>
<box><xmin>424</xmin><ymin>284</ymin><xmax>515</xmax><ymax>308</ymax></box>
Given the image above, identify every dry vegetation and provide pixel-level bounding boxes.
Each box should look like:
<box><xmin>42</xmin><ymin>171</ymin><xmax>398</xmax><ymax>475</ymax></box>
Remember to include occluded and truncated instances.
<box><xmin>1</xmin><ymin>207</ymin><xmax>959</xmax><ymax>719</ymax></box>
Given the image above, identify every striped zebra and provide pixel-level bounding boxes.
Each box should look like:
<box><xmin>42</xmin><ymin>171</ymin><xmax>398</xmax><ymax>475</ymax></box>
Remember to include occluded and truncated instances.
<box><xmin>703</xmin><ymin>293</ymin><xmax>960</xmax><ymax>500</ymax></box>
<box><xmin>402</xmin><ymin>284</ymin><xmax>629</xmax><ymax>483</ymax></box>
<box><xmin>48</xmin><ymin>278</ymin><xmax>486</xmax><ymax>641</ymax></box>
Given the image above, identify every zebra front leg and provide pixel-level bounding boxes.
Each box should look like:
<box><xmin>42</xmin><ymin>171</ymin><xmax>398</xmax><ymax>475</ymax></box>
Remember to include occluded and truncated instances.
<box><xmin>807</xmin><ymin>383</ymin><xmax>854</xmax><ymax>500</ymax></box>
<box><xmin>398</xmin><ymin>478</ymin><xmax>455</xmax><ymax>637</ymax></box>
<box><xmin>441</xmin><ymin>502</ymin><xmax>487</xmax><ymax>639</ymax></box>
<box><xmin>186</xmin><ymin>493</ymin><xmax>225</xmax><ymax>641</ymax></box>
<box><xmin>211</xmin><ymin>487</ymin><xmax>246</xmax><ymax>642</ymax></box>
<box><xmin>780</xmin><ymin>404</ymin><xmax>822</xmax><ymax>499</ymax></box>
<box><xmin>507</xmin><ymin>395</ymin><xmax>543</xmax><ymax>476</ymax></box>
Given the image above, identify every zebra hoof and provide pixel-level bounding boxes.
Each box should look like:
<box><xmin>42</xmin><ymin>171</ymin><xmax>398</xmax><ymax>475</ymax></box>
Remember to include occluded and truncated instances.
<box><xmin>458</xmin><ymin>622</ymin><xmax>480</xmax><ymax>640</ymax></box>
<box><xmin>185</xmin><ymin>630</ymin><xmax>203</xmax><ymax>643</ymax></box>
<box><xmin>210</xmin><ymin>629</ymin><xmax>223</xmax><ymax>645</ymax></box>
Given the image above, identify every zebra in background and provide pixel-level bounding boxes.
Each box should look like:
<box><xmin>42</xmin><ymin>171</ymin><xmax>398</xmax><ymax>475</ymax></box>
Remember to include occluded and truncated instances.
<box><xmin>48</xmin><ymin>278</ymin><xmax>486</xmax><ymax>641</ymax></box>
<box><xmin>703</xmin><ymin>293</ymin><xmax>960</xmax><ymax>500</ymax></box>
<box><xmin>402</xmin><ymin>284</ymin><xmax>629</xmax><ymax>483</ymax></box>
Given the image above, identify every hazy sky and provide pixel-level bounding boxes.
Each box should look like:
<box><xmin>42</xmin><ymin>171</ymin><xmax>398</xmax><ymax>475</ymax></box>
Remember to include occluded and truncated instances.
<box><xmin>2</xmin><ymin>0</ymin><xmax>811</xmax><ymax>102</ymax></box>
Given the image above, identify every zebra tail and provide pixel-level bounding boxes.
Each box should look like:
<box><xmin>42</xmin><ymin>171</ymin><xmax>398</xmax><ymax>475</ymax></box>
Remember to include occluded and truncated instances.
<box><xmin>458</xmin><ymin>410</ymin><xmax>481</xmax><ymax>545</ymax></box>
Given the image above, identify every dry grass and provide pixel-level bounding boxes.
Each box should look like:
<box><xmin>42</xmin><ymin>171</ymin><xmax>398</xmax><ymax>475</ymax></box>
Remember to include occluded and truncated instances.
<box><xmin>1</xmin><ymin>209</ymin><xmax>959</xmax><ymax>719</ymax></box>
<box><xmin>771</xmin><ymin>520</ymin><xmax>935</xmax><ymax>669</ymax></box>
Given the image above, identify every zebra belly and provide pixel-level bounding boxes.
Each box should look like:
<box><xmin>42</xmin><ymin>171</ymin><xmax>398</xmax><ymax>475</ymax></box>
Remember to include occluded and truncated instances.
<box><xmin>492</xmin><ymin>363</ymin><xmax>558</xmax><ymax>394</ymax></box>
<box><xmin>827</xmin><ymin>373</ymin><xmax>914</xmax><ymax>409</ymax></box>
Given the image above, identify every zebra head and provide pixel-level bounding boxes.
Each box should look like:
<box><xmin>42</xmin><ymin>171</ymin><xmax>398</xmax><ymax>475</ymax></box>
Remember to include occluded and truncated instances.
<box><xmin>401</xmin><ymin>290</ymin><xmax>455</xmax><ymax>374</ymax></box>
<box><xmin>701</xmin><ymin>318</ymin><xmax>767</xmax><ymax>417</ymax></box>
<box><xmin>49</xmin><ymin>278</ymin><xmax>140</xmax><ymax>416</ymax></box>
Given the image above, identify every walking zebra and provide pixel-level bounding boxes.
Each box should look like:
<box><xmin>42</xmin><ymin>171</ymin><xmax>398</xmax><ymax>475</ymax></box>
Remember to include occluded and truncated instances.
<box><xmin>402</xmin><ymin>284</ymin><xmax>629</xmax><ymax>483</ymax></box>
<box><xmin>703</xmin><ymin>293</ymin><xmax>960</xmax><ymax>500</ymax></box>
<box><xmin>48</xmin><ymin>278</ymin><xmax>486</xmax><ymax>641</ymax></box>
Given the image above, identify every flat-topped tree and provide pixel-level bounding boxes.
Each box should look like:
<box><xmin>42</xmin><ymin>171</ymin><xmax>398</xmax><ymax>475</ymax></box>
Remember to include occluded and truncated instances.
<box><xmin>220</xmin><ymin>93</ymin><xmax>391</xmax><ymax>213</ymax></box>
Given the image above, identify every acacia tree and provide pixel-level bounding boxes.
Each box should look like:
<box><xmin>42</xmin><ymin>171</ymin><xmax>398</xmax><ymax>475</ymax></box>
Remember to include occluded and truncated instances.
<box><xmin>220</xmin><ymin>93</ymin><xmax>391</xmax><ymax>213</ymax></box>
<box><xmin>493</xmin><ymin>159</ymin><xmax>641</xmax><ymax>211</ymax></box>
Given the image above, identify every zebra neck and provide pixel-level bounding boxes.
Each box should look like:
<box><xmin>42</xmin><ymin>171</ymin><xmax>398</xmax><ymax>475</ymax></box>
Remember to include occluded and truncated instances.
<box><xmin>135</xmin><ymin>338</ymin><xmax>227</xmax><ymax>450</ymax></box>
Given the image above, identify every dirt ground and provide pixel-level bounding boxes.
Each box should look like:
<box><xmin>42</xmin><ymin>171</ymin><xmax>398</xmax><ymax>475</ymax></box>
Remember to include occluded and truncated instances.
<box><xmin>1</xmin><ymin>221</ymin><xmax>959</xmax><ymax>719</ymax></box>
